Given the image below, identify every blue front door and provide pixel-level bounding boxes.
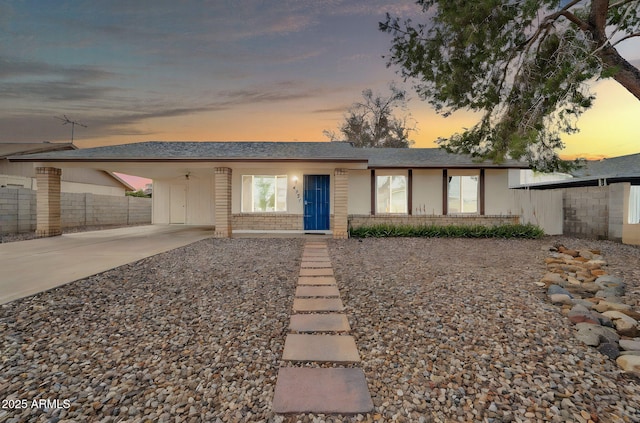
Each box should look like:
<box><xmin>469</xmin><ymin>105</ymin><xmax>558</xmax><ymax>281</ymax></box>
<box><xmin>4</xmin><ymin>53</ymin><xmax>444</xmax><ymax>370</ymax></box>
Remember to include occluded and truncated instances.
<box><xmin>303</xmin><ymin>175</ymin><xmax>330</xmax><ymax>231</ymax></box>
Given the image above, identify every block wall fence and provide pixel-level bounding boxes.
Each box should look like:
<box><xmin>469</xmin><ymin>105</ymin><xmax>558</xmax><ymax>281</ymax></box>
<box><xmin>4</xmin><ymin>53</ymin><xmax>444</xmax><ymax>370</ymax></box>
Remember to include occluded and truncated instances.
<box><xmin>0</xmin><ymin>188</ymin><xmax>151</xmax><ymax>234</ymax></box>
<box><xmin>548</xmin><ymin>182</ymin><xmax>634</xmax><ymax>243</ymax></box>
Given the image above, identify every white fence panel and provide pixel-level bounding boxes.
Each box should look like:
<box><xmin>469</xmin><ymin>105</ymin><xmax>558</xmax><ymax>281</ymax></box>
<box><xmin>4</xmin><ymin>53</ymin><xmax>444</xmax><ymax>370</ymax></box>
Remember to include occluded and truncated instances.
<box><xmin>629</xmin><ymin>186</ymin><xmax>640</xmax><ymax>224</ymax></box>
<box><xmin>508</xmin><ymin>189</ymin><xmax>563</xmax><ymax>235</ymax></box>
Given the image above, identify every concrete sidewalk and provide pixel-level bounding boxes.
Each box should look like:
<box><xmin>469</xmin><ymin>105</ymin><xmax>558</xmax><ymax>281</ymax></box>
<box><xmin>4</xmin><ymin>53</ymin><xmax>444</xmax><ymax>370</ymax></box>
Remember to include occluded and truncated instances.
<box><xmin>0</xmin><ymin>225</ymin><xmax>214</xmax><ymax>305</ymax></box>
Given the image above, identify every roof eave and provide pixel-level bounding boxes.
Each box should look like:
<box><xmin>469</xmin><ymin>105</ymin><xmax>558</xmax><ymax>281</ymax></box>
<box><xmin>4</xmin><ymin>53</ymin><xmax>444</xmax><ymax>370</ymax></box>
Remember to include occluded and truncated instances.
<box><xmin>8</xmin><ymin>157</ymin><xmax>369</xmax><ymax>163</ymax></box>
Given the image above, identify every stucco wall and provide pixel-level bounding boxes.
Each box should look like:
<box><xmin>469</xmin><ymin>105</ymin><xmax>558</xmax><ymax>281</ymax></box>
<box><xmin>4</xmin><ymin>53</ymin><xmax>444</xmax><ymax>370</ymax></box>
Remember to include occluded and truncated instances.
<box><xmin>484</xmin><ymin>169</ymin><xmax>511</xmax><ymax>215</ymax></box>
<box><xmin>0</xmin><ymin>188</ymin><xmax>151</xmax><ymax>234</ymax></box>
<box><xmin>412</xmin><ymin>169</ymin><xmax>442</xmax><ymax>215</ymax></box>
<box><xmin>1</xmin><ymin>160</ymin><xmax>126</xmax><ymax>193</ymax></box>
<box><xmin>348</xmin><ymin>169</ymin><xmax>370</xmax><ymax>215</ymax></box>
<box><xmin>622</xmin><ymin>183</ymin><xmax>640</xmax><ymax>245</ymax></box>
<box><xmin>231</xmin><ymin>165</ymin><xmax>340</xmax><ymax>215</ymax></box>
<box><xmin>153</xmin><ymin>176</ymin><xmax>215</xmax><ymax>225</ymax></box>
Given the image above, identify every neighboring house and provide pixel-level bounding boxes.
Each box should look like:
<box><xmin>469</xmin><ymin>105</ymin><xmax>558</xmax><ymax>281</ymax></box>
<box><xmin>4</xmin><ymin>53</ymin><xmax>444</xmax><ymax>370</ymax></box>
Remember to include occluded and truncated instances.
<box><xmin>513</xmin><ymin>152</ymin><xmax>640</xmax><ymax>245</ymax></box>
<box><xmin>1</xmin><ymin>142</ymin><xmax>134</xmax><ymax>195</ymax></box>
<box><xmin>9</xmin><ymin>141</ymin><xmax>563</xmax><ymax>238</ymax></box>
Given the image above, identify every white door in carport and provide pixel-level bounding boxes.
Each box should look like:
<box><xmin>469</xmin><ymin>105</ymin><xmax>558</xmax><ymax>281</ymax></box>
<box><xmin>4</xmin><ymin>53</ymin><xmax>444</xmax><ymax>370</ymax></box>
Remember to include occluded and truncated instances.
<box><xmin>170</xmin><ymin>184</ymin><xmax>186</xmax><ymax>224</ymax></box>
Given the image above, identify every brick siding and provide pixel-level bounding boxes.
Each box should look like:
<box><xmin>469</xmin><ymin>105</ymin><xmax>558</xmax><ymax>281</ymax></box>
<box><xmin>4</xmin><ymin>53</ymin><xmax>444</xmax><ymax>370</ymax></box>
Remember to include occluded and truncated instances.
<box><xmin>348</xmin><ymin>214</ymin><xmax>520</xmax><ymax>229</ymax></box>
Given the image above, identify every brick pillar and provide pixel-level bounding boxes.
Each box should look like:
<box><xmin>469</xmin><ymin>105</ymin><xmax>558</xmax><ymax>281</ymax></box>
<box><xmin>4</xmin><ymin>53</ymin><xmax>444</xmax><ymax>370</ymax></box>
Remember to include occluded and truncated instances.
<box><xmin>333</xmin><ymin>168</ymin><xmax>349</xmax><ymax>239</ymax></box>
<box><xmin>35</xmin><ymin>167</ymin><xmax>62</xmax><ymax>237</ymax></box>
<box><xmin>214</xmin><ymin>167</ymin><xmax>232</xmax><ymax>238</ymax></box>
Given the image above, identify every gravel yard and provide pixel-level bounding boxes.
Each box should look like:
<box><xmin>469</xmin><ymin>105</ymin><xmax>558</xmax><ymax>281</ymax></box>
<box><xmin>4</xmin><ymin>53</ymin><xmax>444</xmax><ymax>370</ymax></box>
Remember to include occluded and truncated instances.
<box><xmin>1</xmin><ymin>236</ymin><xmax>639</xmax><ymax>422</ymax></box>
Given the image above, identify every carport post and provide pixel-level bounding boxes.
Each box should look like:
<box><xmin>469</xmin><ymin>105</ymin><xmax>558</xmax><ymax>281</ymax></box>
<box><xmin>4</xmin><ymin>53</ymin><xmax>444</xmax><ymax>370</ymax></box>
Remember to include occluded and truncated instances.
<box><xmin>214</xmin><ymin>167</ymin><xmax>232</xmax><ymax>238</ymax></box>
<box><xmin>35</xmin><ymin>167</ymin><xmax>62</xmax><ymax>237</ymax></box>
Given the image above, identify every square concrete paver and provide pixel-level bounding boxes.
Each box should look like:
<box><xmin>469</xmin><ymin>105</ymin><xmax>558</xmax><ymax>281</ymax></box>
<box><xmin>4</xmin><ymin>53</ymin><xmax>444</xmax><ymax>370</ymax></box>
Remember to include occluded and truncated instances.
<box><xmin>289</xmin><ymin>313</ymin><xmax>351</xmax><ymax>332</ymax></box>
<box><xmin>282</xmin><ymin>334</ymin><xmax>360</xmax><ymax>362</ymax></box>
<box><xmin>295</xmin><ymin>285</ymin><xmax>340</xmax><ymax>297</ymax></box>
<box><xmin>299</xmin><ymin>268</ymin><xmax>333</xmax><ymax>276</ymax></box>
<box><xmin>273</xmin><ymin>367</ymin><xmax>373</xmax><ymax>414</ymax></box>
<box><xmin>302</xmin><ymin>250</ymin><xmax>329</xmax><ymax>255</ymax></box>
<box><xmin>293</xmin><ymin>298</ymin><xmax>344</xmax><ymax>312</ymax></box>
<box><xmin>298</xmin><ymin>276</ymin><xmax>336</xmax><ymax>286</ymax></box>
<box><xmin>300</xmin><ymin>261</ymin><xmax>332</xmax><ymax>268</ymax></box>
<box><xmin>300</xmin><ymin>256</ymin><xmax>332</xmax><ymax>262</ymax></box>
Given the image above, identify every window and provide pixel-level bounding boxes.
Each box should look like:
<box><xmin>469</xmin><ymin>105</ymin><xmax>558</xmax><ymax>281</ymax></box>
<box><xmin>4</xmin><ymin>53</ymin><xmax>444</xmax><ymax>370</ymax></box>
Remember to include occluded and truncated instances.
<box><xmin>629</xmin><ymin>186</ymin><xmax>640</xmax><ymax>224</ymax></box>
<box><xmin>448</xmin><ymin>175</ymin><xmax>478</xmax><ymax>214</ymax></box>
<box><xmin>376</xmin><ymin>175</ymin><xmax>407</xmax><ymax>213</ymax></box>
<box><xmin>241</xmin><ymin>175</ymin><xmax>287</xmax><ymax>212</ymax></box>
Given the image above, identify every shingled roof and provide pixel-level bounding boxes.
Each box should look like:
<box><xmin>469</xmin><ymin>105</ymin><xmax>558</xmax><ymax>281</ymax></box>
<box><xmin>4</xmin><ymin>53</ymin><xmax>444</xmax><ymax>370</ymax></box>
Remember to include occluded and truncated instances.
<box><xmin>362</xmin><ymin>147</ymin><xmax>528</xmax><ymax>168</ymax></box>
<box><xmin>8</xmin><ymin>141</ymin><xmax>529</xmax><ymax>168</ymax></box>
<box><xmin>8</xmin><ymin>141</ymin><xmax>367</xmax><ymax>162</ymax></box>
<box><xmin>571</xmin><ymin>153</ymin><xmax>640</xmax><ymax>178</ymax></box>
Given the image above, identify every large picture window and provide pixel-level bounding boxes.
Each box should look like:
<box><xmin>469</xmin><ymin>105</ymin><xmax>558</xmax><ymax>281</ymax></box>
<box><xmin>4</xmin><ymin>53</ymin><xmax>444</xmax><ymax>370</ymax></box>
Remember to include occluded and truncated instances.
<box><xmin>376</xmin><ymin>175</ymin><xmax>407</xmax><ymax>214</ymax></box>
<box><xmin>448</xmin><ymin>175</ymin><xmax>478</xmax><ymax>214</ymax></box>
<box><xmin>241</xmin><ymin>175</ymin><xmax>287</xmax><ymax>212</ymax></box>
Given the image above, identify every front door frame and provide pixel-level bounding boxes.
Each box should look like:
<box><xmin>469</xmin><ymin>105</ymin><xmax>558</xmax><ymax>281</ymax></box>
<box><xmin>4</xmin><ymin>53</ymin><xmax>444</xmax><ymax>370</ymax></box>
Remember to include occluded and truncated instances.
<box><xmin>303</xmin><ymin>174</ymin><xmax>330</xmax><ymax>231</ymax></box>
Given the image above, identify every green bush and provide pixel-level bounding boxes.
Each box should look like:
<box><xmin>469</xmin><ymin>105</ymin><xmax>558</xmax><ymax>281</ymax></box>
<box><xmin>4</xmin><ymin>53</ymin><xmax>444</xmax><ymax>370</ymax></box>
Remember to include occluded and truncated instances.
<box><xmin>349</xmin><ymin>223</ymin><xmax>544</xmax><ymax>239</ymax></box>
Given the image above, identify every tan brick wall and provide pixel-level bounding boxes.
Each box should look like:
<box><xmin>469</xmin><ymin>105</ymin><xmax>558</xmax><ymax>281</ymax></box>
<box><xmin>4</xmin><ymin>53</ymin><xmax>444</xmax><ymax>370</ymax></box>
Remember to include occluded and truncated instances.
<box><xmin>35</xmin><ymin>167</ymin><xmax>62</xmax><ymax>237</ymax></box>
<box><xmin>349</xmin><ymin>214</ymin><xmax>520</xmax><ymax>229</ymax></box>
<box><xmin>333</xmin><ymin>168</ymin><xmax>349</xmax><ymax>239</ymax></box>
<box><xmin>214</xmin><ymin>167</ymin><xmax>232</xmax><ymax>238</ymax></box>
<box><xmin>232</xmin><ymin>213</ymin><xmax>303</xmax><ymax>230</ymax></box>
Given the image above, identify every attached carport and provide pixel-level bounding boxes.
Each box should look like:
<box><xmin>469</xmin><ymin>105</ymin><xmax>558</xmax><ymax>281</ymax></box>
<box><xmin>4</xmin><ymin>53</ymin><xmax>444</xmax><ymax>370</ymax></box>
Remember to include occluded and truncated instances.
<box><xmin>0</xmin><ymin>225</ymin><xmax>214</xmax><ymax>304</ymax></box>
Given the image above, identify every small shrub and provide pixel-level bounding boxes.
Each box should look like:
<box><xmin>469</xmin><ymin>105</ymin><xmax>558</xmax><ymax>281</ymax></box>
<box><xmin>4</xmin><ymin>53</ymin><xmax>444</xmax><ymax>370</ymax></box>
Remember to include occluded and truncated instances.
<box><xmin>349</xmin><ymin>223</ymin><xmax>544</xmax><ymax>239</ymax></box>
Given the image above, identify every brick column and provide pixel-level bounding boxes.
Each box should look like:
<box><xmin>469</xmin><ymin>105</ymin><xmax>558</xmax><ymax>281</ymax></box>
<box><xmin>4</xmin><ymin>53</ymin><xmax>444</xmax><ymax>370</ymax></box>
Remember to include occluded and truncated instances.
<box><xmin>333</xmin><ymin>168</ymin><xmax>349</xmax><ymax>239</ymax></box>
<box><xmin>35</xmin><ymin>167</ymin><xmax>62</xmax><ymax>237</ymax></box>
<box><xmin>214</xmin><ymin>167</ymin><xmax>232</xmax><ymax>238</ymax></box>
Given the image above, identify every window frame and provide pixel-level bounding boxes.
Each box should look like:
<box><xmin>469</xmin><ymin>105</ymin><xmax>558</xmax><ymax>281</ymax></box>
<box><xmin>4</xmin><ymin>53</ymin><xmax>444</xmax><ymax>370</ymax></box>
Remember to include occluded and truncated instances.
<box><xmin>375</xmin><ymin>174</ymin><xmax>408</xmax><ymax>214</ymax></box>
<box><xmin>241</xmin><ymin>174</ymin><xmax>288</xmax><ymax>213</ymax></box>
<box><xmin>447</xmin><ymin>172</ymin><xmax>480</xmax><ymax>215</ymax></box>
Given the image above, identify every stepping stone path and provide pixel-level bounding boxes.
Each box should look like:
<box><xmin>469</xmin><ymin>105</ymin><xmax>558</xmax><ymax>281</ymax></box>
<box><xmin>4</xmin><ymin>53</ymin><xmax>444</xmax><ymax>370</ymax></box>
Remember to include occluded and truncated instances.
<box><xmin>273</xmin><ymin>241</ymin><xmax>374</xmax><ymax>414</ymax></box>
<box><xmin>539</xmin><ymin>244</ymin><xmax>640</xmax><ymax>374</ymax></box>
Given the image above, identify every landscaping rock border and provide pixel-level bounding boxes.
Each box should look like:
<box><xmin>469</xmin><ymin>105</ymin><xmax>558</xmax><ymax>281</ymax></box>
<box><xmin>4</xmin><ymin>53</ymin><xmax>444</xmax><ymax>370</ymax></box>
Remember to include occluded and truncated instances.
<box><xmin>541</xmin><ymin>244</ymin><xmax>640</xmax><ymax>374</ymax></box>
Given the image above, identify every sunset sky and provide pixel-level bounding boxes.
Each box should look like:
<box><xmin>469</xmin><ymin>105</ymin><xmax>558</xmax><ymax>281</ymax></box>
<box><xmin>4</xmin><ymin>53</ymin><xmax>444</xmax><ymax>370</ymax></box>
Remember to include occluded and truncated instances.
<box><xmin>2</xmin><ymin>0</ymin><xmax>639</xmax><ymax>173</ymax></box>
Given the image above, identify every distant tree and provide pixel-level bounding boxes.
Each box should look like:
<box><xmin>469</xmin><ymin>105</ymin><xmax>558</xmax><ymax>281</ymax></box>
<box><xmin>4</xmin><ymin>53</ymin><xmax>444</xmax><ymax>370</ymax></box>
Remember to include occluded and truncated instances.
<box><xmin>381</xmin><ymin>0</ymin><xmax>640</xmax><ymax>171</ymax></box>
<box><xmin>324</xmin><ymin>84</ymin><xmax>415</xmax><ymax>148</ymax></box>
<box><xmin>126</xmin><ymin>190</ymin><xmax>150</xmax><ymax>198</ymax></box>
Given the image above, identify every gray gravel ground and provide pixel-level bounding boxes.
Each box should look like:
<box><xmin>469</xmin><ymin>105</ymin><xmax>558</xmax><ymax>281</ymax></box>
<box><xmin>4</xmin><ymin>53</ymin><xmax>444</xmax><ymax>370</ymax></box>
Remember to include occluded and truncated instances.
<box><xmin>1</xmin><ymin>236</ymin><xmax>639</xmax><ymax>422</ymax></box>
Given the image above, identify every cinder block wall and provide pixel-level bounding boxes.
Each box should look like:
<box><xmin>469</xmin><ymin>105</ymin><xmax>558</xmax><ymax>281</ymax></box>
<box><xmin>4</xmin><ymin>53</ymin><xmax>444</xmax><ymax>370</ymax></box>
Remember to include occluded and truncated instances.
<box><xmin>0</xmin><ymin>188</ymin><xmax>37</xmax><ymax>234</ymax></box>
<box><xmin>128</xmin><ymin>197</ymin><xmax>152</xmax><ymax>224</ymax></box>
<box><xmin>348</xmin><ymin>215</ymin><xmax>520</xmax><ymax>229</ymax></box>
<box><xmin>562</xmin><ymin>186</ymin><xmax>609</xmax><ymax>239</ymax></box>
<box><xmin>0</xmin><ymin>188</ymin><xmax>151</xmax><ymax>234</ymax></box>
<box><xmin>608</xmin><ymin>184</ymin><xmax>625</xmax><ymax>241</ymax></box>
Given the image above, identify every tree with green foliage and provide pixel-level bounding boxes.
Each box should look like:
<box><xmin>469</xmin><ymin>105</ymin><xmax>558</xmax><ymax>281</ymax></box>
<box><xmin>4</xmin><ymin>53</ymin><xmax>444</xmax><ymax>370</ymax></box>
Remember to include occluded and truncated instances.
<box><xmin>380</xmin><ymin>0</ymin><xmax>640</xmax><ymax>171</ymax></box>
<box><xmin>324</xmin><ymin>84</ymin><xmax>416</xmax><ymax>148</ymax></box>
<box><xmin>126</xmin><ymin>189</ymin><xmax>150</xmax><ymax>198</ymax></box>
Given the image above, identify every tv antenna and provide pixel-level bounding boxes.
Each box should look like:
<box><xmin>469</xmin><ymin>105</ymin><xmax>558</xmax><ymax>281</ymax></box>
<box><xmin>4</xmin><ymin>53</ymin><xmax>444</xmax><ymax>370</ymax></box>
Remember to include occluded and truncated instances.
<box><xmin>54</xmin><ymin>115</ymin><xmax>87</xmax><ymax>143</ymax></box>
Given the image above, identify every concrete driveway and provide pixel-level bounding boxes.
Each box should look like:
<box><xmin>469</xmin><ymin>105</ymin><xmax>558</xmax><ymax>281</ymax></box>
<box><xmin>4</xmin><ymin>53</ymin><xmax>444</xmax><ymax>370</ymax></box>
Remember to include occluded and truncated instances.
<box><xmin>0</xmin><ymin>225</ymin><xmax>214</xmax><ymax>304</ymax></box>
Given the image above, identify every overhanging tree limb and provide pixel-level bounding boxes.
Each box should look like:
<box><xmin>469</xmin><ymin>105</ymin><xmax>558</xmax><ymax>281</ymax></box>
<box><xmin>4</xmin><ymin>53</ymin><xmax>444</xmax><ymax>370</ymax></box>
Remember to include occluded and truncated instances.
<box><xmin>381</xmin><ymin>0</ymin><xmax>640</xmax><ymax>171</ymax></box>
